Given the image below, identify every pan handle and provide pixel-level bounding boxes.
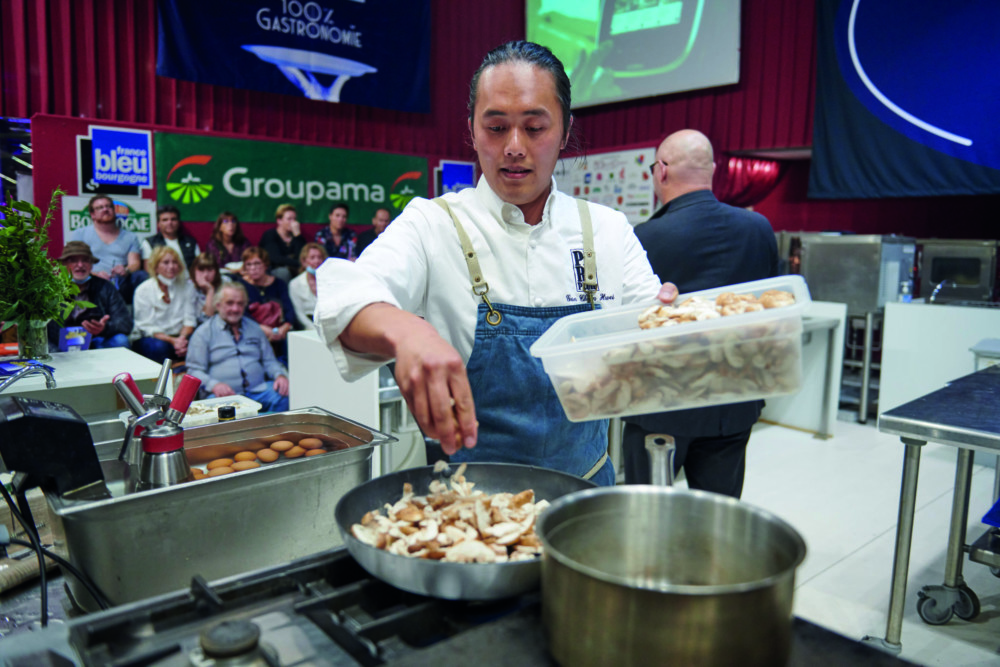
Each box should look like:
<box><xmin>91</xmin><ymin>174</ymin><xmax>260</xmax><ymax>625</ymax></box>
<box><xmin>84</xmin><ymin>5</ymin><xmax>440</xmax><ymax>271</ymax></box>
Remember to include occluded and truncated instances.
<box><xmin>645</xmin><ymin>434</ymin><xmax>676</xmax><ymax>487</ymax></box>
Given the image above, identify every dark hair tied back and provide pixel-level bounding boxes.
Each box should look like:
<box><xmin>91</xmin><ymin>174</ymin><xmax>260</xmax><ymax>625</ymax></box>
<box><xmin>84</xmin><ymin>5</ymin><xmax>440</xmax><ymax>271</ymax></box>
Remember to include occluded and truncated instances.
<box><xmin>468</xmin><ymin>40</ymin><xmax>574</xmax><ymax>146</ymax></box>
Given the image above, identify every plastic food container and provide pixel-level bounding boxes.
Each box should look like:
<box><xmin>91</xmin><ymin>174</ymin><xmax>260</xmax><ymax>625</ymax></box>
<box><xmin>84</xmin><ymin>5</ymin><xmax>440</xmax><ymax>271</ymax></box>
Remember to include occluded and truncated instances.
<box><xmin>530</xmin><ymin>275</ymin><xmax>811</xmax><ymax>421</ymax></box>
<box><xmin>181</xmin><ymin>395</ymin><xmax>262</xmax><ymax>426</ymax></box>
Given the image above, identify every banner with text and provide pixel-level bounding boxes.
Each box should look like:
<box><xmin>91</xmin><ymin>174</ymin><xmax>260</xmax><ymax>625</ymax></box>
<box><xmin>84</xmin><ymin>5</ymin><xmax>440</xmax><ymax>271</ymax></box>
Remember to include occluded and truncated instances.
<box><xmin>154</xmin><ymin>132</ymin><xmax>428</xmax><ymax>223</ymax></box>
<box><xmin>61</xmin><ymin>196</ymin><xmax>157</xmax><ymax>243</ymax></box>
<box><xmin>156</xmin><ymin>0</ymin><xmax>431</xmax><ymax>113</ymax></box>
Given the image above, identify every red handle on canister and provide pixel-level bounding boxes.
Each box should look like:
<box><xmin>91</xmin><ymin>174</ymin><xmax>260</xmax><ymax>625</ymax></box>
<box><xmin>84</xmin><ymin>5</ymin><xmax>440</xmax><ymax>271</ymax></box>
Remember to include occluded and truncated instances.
<box><xmin>113</xmin><ymin>372</ymin><xmax>144</xmax><ymax>405</ymax></box>
<box><xmin>170</xmin><ymin>375</ymin><xmax>202</xmax><ymax>417</ymax></box>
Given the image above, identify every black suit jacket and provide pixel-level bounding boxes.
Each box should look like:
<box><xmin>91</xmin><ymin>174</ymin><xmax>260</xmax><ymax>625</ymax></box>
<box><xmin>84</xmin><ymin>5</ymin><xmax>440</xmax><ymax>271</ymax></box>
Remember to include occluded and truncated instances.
<box><xmin>626</xmin><ymin>190</ymin><xmax>779</xmax><ymax>436</ymax></box>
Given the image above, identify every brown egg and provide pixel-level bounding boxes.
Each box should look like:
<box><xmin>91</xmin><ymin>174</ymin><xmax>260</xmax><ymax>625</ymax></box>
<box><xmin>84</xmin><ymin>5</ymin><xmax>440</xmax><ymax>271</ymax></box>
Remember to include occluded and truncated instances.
<box><xmin>207</xmin><ymin>466</ymin><xmax>234</xmax><ymax>477</ymax></box>
<box><xmin>234</xmin><ymin>451</ymin><xmax>257</xmax><ymax>462</ymax></box>
<box><xmin>192</xmin><ymin>469</ymin><xmax>206</xmax><ymax>479</ymax></box>
<box><xmin>270</xmin><ymin>440</ymin><xmax>294</xmax><ymax>452</ymax></box>
<box><xmin>207</xmin><ymin>458</ymin><xmax>234</xmax><ymax>470</ymax></box>
<box><xmin>298</xmin><ymin>437</ymin><xmax>324</xmax><ymax>450</ymax></box>
<box><xmin>257</xmin><ymin>449</ymin><xmax>279</xmax><ymax>463</ymax></box>
<box><xmin>304</xmin><ymin>448</ymin><xmax>326</xmax><ymax>457</ymax></box>
<box><xmin>231</xmin><ymin>460</ymin><xmax>260</xmax><ymax>471</ymax></box>
<box><xmin>284</xmin><ymin>446</ymin><xmax>306</xmax><ymax>459</ymax></box>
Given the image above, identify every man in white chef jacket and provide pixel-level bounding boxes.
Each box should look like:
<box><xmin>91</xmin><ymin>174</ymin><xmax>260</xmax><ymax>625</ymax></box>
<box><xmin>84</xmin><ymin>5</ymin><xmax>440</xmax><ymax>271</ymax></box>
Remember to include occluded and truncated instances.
<box><xmin>314</xmin><ymin>41</ymin><xmax>676</xmax><ymax>485</ymax></box>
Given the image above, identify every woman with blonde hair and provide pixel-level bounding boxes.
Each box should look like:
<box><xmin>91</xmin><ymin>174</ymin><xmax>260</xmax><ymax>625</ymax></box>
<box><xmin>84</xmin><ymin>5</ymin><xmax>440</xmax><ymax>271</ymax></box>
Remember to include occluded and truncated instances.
<box><xmin>289</xmin><ymin>242</ymin><xmax>328</xmax><ymax>328</ymax></box>
<box><xmin>132</xmin><ymin>246</ymin><xmax>197</xmax><ymax>363</ymax></box>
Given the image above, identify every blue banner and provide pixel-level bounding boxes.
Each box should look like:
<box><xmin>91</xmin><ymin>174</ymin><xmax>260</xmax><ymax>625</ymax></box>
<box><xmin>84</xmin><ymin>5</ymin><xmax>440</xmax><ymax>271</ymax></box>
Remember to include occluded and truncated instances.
<box><xmin>157</xmin><ymin>0</ymin><xmax>430</xmax><ymax>113</ymax></box>
<box><xmin>810</xmin><ymin>0</ymin><xmax>1000</xmax><ymax>198</ymax></box>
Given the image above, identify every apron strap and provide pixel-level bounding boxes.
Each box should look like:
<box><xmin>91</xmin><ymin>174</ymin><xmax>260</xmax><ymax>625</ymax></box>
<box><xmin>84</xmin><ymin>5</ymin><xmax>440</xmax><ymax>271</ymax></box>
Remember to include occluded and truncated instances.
<box><xmin>432</xmin><ymin>197</ymin><xmax>600</xmax><ymax>318</ymax></box>
<box><xmin>581</xmin><ymin>451</ymin><xmax>608</xmax><ymax>480</ymax></box>
<box><xmin>434</xmin><ymin>197</ymin><xmax>503</xmax><ymax>325</ymax></box>
<box><xmin>576</xmin><ymin>199</ymin><xmax>599</xmax><ymax>309</ymax></box>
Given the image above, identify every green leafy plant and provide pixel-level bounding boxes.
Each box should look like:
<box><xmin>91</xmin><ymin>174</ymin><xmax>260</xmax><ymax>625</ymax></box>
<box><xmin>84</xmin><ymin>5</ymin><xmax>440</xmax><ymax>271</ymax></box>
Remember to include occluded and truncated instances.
<box><xmin>0</xmin><ymin>189</ymin><xmax>92</xmax><ymax>330</ymax></box>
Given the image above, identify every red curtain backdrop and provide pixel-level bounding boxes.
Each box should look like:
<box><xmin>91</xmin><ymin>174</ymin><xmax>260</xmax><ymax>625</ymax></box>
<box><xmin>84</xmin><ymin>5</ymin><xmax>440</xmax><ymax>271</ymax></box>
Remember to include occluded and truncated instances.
<box><xmin>0</xmin><ymin>0</ymin><xmax>816</xmax><ymax>160</ymax></box>
<box><xmin>4</xmin><ymin>0</ymin><xmax>999</xmax><ymax>239</ymax></box>
<box><xmin>714</xmin><ymin>157</ymin><xmax>784</xmax><ymax>209</ymax></box>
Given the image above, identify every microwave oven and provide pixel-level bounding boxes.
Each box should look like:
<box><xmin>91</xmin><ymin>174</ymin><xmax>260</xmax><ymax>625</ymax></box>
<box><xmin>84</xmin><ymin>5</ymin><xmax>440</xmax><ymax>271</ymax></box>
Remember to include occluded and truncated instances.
<box><xmin>917</xmin><ymin>239</ymin><xmax>997</xmax><ymax>303</ymax></box>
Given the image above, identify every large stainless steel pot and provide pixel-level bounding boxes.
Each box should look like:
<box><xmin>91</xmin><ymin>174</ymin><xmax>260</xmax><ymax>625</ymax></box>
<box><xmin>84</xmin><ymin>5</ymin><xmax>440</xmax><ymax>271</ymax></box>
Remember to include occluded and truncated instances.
<box><xmin>334</xmin><ymin>462</ymin><xmax>594</xmax><ymax>600</ymax></box>
<box><xmin>537</xmin><ymin>439</ymin><xmax>807</xmax><ymax>667</ymax></box>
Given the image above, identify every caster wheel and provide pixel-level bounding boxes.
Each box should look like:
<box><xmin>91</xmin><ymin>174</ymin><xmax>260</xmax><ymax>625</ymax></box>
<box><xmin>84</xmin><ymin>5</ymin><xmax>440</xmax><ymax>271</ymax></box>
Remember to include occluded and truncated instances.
<box><xmin>954</xmin><ymin>585</ymin><xmax>980</xmax><ymax>621</ymax></box>
<box><xmin>917</xmin><ymin>593</ymin><xmax>954</xmax><ymax>625</ymax></box>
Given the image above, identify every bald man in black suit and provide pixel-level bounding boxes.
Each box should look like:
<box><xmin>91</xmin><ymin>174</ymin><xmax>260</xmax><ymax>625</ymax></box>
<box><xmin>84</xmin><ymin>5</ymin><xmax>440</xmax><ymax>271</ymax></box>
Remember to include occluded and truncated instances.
<box><xmin>624</xmin><ymin>129</ymin><xmax>779</xmax><ymax>498</ymax></box>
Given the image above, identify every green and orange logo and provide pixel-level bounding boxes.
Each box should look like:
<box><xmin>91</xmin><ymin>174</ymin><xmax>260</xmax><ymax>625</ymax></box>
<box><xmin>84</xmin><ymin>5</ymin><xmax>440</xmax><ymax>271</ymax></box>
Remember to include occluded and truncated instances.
<box><xmin>390</xmin><ymin>171</ymin><xmax>422</xmax><ymax>211</ymax></box>
<box><xmin>165</xmin><ymin>155</ymin><xmax>214</xmax><ymax>204</ymax></box>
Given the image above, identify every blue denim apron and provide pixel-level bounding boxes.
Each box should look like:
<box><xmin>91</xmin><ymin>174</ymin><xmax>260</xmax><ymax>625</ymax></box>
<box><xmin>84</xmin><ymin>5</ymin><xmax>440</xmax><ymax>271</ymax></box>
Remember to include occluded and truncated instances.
<box><xmin>435</xmin><ymin>199</ymin><xmax>615</xmax><ymax>486</ymax></box>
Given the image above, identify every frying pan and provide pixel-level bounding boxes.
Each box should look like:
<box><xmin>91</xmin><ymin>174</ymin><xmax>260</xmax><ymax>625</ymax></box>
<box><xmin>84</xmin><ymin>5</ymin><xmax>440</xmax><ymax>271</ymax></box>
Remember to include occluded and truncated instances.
<box><xmin>334</xmin><ymin>462</ymin><xmax>595</xmax><ymax>600</ymax></box>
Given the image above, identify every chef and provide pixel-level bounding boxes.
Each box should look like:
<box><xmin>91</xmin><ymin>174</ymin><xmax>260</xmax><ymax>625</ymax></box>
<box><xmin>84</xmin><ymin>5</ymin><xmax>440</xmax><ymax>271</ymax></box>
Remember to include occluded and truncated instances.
<box><xmin>314</xmin><ymin>41</ymin><xmax>676</xmax><ymax>486</ymax></box>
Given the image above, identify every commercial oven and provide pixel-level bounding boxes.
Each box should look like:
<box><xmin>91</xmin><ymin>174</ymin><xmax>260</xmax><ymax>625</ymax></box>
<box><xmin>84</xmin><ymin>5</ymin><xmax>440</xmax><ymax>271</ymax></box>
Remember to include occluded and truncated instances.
<box><xmin>917</xmin><ymin>239</ymin><xmax>997</xmax><ymax>304</ymax></box>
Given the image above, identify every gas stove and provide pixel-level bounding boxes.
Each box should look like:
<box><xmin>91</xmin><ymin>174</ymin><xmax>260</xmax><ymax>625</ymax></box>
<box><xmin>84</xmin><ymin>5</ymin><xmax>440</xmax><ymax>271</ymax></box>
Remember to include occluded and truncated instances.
<box><xmin>2</xmin><ymin>548</ymin><xmax>917</xmax><ymax>666</ymax></box>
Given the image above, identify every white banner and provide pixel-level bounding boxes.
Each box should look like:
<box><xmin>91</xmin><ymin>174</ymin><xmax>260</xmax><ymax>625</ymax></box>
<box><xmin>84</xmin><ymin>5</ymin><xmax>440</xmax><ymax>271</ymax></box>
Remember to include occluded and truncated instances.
<box><xmin>555</xmin><ymin>148</ymin><xmax>657</xmax><ymax>226</ymax></box>
<box><xmin>61</xmin><ymin>195</ymin><xmax>158</xmax><ymax>245</ymax></box>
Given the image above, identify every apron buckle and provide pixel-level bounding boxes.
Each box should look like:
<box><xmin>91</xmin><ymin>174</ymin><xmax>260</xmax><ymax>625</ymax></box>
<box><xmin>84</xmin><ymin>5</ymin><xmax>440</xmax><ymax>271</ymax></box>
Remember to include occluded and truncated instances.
<box><xmin>475</xmin><ymin>286</ymin><xmax>503</xmax><ymax>326</ymax></box>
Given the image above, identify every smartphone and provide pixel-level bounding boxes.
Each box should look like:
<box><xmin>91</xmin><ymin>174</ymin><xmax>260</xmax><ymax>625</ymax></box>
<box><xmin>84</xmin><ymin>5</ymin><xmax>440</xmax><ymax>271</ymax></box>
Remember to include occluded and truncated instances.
<box><xmin>597</xmin><ymin>0</ymin><xmax>699</xmax><ymax>74</ymax></box>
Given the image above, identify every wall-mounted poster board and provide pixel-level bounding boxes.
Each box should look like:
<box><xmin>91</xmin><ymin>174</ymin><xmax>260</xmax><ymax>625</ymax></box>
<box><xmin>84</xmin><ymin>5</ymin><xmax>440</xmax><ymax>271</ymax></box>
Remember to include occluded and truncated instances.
<box><xmin>554</xmin><ymin>148</ymin><xmax>657</xmax><ymax>225</ymax></box>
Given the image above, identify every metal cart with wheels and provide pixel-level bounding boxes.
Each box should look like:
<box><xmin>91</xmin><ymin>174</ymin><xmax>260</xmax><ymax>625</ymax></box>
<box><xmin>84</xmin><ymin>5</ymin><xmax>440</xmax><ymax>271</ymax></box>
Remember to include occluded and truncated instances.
<box><xmin>862</xmin><ymin>365</ymin><xmax>1000</xmax><ymax>654</ymax></box>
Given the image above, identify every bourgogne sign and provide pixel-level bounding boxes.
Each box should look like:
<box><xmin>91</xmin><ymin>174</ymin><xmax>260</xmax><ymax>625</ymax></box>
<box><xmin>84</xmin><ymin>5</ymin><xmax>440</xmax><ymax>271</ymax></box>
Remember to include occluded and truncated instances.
<box><xmin>154</xmin><ymin>132</ymin><xmax>428</xmax><ymax>223</ymax></box>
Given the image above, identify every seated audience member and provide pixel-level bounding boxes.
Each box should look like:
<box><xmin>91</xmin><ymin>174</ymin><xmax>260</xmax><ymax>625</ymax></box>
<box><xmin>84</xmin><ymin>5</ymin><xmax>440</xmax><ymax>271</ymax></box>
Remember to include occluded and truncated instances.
<box><xmin>237</xmin><ymin>247</ymin><xmax>294</xmax><ymax>358</ymax></box>
<box><xmin>70</xmin><ymin>195</ymin><xmax>147</xmax><ymax>303</ymax></box>
<box><xmin>47</xmin><ymin>241</ymin><xmax>133</xmax><ymax>350</ymax></box>
<box><xmin>186</xmin><ymin>282</ymin><xmax>289</xmax><ymax>413</ymax></box>
<box><xmin>260</xmin><ymin>203</ymin><xmax>305</xmax><ymax>283</ymax></box>
<box><xmin>132</xmin><ymin>246</ymin><xmax>197</xmax><ymax>364</ymax></box>
<box><xmin>189</xmin><ymin>252</ymin><xmax>225</xmax><ymax>326</ymax></box>
<box><xmin>355</xmin><ymin>206</ymin><xmax>393</xmax><ymax>256</ymax></box>
<box><xmin>315</xmin><ymin>202</ymin><xmax>356</xmax><ymax>260</ymax></box>
<box><xmin>207</xmin><ymin>211</ymin><xmax>251</xmax><ymax>269</ymax></box>
<box><xmin>140</xmin><ymin>206</ymin><xmax>200</xmax><ymax>276</ymax></box>
<box><xmin>289</xmin><ymin>242</ymin><xmax>327</xmax><ymax>328</ymax></box>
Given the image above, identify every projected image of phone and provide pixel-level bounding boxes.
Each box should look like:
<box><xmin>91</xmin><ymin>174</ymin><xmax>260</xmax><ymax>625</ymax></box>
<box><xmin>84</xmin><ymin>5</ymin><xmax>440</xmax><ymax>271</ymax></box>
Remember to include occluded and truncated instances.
<box><xmin>597</xmin><ymin>0</ymin><xmax>698</xmax><ymax>73</ymax></box>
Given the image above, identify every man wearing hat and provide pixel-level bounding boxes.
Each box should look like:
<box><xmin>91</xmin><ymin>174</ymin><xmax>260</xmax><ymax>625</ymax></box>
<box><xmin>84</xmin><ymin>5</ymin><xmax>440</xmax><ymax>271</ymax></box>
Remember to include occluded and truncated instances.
<box><xmin>48</xmin><ymin>241</ymin><xmax>134</xmax><ymax>350</ymax></box>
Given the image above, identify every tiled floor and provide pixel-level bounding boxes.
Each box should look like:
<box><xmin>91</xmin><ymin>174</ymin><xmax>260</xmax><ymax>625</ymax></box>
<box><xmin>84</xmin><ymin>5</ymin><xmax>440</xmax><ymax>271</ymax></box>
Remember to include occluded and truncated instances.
<box><xmin>727</xmin><ymin>415</ymin><xmax>1000</xmax><ymax>666</ymax></box>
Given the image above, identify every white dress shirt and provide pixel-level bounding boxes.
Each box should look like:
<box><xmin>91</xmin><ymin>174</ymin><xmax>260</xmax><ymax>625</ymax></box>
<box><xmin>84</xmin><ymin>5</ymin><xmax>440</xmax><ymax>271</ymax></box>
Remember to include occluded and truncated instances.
<box><xmin>133</xmin><ymin>277</ymin><xmax>198</xmax><ymax>337</ymax></box>
<box><xmin>314</xmin><ymin>177</ymin><xmax>661</xmax><ymax>380</ymax></box>
<box><xmin>289</xmin><ymin>271</ymin><xmax>318</xmax><ymax>328</ymax></box>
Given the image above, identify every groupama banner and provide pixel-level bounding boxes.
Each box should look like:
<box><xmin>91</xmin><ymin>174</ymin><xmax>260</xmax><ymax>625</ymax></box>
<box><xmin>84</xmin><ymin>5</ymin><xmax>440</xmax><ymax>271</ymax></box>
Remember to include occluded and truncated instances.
<box><xmin>154</xmin><ymin>132</ymin><xmax>428</xmax><ymax>223</ymax></box>
<box><xmin>156</xmin><ymin>0</ymin><xmax>431</xmax><ymax>113</ymax></box>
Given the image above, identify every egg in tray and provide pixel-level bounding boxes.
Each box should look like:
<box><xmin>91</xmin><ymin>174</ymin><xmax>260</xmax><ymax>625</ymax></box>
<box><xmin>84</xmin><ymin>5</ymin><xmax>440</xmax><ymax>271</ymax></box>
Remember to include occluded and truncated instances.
<box><xmin>186</xmin><ymin>431</ymin><xmax>353</xmax><ymax>479</ymax></box>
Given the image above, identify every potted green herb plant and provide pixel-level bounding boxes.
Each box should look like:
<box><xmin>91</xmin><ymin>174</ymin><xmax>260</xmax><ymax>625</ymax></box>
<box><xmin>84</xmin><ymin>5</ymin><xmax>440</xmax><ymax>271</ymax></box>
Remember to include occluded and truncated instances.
<box><xmin>0</xmin><ymin>189</ymin><xmax>91</xmax><ymax>360</ymax></box>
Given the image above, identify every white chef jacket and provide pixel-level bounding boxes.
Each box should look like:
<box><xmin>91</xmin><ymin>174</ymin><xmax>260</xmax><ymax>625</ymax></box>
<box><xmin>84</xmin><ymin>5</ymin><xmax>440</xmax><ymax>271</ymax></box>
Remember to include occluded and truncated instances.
<box><xmin>314</xmin><ymin>176</ymin><xmax>662</xmax><ymax>380</ymax></box>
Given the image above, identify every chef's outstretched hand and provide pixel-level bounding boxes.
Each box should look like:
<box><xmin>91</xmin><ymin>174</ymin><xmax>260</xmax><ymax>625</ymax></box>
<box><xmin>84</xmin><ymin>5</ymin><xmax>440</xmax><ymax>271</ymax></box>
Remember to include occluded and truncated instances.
<box><xmin>657</xmin><ymin>282</ymin><xmax>679</xmax><ymax>304</ymax></box>
<box><xmin>393</xmin><ymin>320</ymin><xmax>478</xmax><ymax>455</ymax></box>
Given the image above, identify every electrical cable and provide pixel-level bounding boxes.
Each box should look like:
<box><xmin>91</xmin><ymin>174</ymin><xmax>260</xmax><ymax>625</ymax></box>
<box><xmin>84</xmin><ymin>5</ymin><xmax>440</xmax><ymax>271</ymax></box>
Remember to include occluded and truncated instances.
<box><xmin>6</xmin><ymin>538</ymin><xmax>110</xmax><ymax>610</ymax></box>
<box><xmin>0</xmin><ymin>483</ymin><xmax>47</xmax><ymax>626</ymax></box>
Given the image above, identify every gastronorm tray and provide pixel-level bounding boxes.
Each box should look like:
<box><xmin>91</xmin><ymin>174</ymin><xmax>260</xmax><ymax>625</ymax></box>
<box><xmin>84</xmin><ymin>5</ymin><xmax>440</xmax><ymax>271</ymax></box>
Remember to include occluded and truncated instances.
<box><xmin>45</xmin><ymin>406</ymin><xmax>396</xmax><ymax>610</ymax></box>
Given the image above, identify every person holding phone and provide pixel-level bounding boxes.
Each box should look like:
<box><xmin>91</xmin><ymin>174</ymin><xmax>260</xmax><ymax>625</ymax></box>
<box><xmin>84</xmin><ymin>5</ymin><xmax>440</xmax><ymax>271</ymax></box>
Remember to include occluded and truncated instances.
<box><xmin>314</xmin><ymin>41</ymin><xmax>677</xmax><ymax>486</ymax></box>
<box><xmin>48</xmin><ymin>241</ymin><xmax>133</xmax><ymax>350</ymax></box>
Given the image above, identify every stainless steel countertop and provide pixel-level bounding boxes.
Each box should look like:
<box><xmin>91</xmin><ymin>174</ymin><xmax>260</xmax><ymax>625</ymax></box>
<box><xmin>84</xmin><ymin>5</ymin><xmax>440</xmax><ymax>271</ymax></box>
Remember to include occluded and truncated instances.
<box><xmin>877</xmin><ymin>365</ymin><xmax>1000</xmax><ymax>452</ymax></box>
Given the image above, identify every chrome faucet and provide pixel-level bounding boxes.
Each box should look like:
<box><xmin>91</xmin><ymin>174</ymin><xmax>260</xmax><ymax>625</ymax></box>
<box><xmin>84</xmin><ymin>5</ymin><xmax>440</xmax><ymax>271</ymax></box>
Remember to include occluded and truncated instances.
<box><xmin>0</xmin><ymin>364</ymin><xmax>57</xmax><ymax>392</ymax></box>
<box><xmin>929</xmin><ymin>280</ymin><xmax>958</xmax><ymax>303</ymax></box>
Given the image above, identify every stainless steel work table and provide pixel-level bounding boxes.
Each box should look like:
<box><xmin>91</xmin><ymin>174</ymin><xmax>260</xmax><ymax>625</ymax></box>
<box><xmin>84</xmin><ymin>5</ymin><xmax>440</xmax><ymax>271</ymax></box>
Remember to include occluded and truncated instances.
<box><xmin>865</xmin><ymin>365</ymin><xmax>1000</xmax><ymax>653</ymax></box>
